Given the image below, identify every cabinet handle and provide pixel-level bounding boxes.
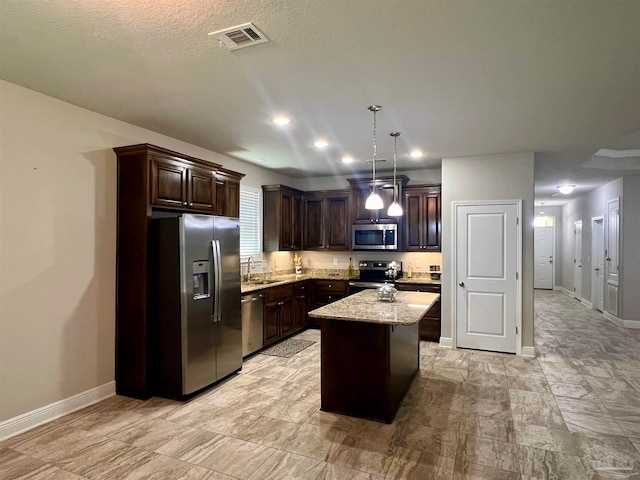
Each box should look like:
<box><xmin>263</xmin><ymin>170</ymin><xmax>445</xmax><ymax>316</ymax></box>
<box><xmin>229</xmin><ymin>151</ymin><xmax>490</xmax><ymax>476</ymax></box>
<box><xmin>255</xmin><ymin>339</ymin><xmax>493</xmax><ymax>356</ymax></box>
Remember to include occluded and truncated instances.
<box><xmin>189</xmin><ymin>202</ymin><xmax>194</xmax><ymax>207</ymax></box>
<box><xmin>328</xmin><ymin>295</ymin><xmax>332</xmax><ymax>299</ymax></box>
<box><xmin>183</xmin><ymin>201</ymin><xmax>188</xmax><ymax>206</ymax></box>
<box><xmin>278</xmin><ymin>301</ymin><xmax>284</xmax><ymax>306</ymax></box>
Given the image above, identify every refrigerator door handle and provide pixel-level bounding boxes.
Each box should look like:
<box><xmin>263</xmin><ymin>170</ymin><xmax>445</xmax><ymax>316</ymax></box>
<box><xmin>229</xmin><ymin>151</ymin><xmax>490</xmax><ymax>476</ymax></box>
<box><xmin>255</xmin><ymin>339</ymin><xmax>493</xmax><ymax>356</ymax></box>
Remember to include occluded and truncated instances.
<box><xmin>211</xmin><ymin>240</ymin><xmax>222</xmax><ymax>323</ymax></box>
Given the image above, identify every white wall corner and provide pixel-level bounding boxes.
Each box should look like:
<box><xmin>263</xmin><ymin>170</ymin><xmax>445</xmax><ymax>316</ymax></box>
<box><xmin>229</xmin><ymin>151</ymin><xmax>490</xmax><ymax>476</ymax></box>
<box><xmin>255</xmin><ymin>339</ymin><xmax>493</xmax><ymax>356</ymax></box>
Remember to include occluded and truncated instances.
<box><xmin>580</xmin><ymin>299</ymin><xmax>592</xmax><ymax>309</ymax></box>
<box><xmin>521</xmin><ymin>346</ymin><xmax>536</xmax><ymax>357</ymax></box>
<box><xmin>439</xmin><ymin>337</ymin><xmax>453</xmax><ymax>348</ymax></box>
<box><xmin>0</xmin><ymin>382</ymin><xmax>115</xmax><ymax>442</ymax></box>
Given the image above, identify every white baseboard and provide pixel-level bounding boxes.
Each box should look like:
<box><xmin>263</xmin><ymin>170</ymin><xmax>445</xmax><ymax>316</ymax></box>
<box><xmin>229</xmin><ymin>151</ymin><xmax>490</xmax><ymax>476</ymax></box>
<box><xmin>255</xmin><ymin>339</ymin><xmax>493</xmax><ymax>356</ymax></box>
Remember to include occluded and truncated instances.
<box><xmin>521</xmin><ymin>346</ymin><xmax>536</xmax><ymax>357</ymax></box>
<box><xmin>0</xmin><ymin>381</ymin><xmax>115</xmax><ymax>442</ymax></box>
<box><xmin>581</xmin><ymin>299</ymin><xmax>592</xmax><ymax>309</ymax></box>
<box><xmin>555</xmin><ymin>286</ymin><xmax>574</xmax><ymax>298</ymax></box>
<box><xmin>439</xmin><ymin>337</ymin><xmax>453</xmax><ymax>348</ymax></box>
<box><xmin>601</xmin><ymin>311</ymin><xmax>640</xmax><ymax>329</ymax></box>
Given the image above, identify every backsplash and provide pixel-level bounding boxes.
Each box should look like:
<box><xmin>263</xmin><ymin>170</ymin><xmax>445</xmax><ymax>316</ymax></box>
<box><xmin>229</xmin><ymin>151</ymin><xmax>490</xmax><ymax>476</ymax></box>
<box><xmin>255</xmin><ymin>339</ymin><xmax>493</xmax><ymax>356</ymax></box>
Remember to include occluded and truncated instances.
<box><xmin>260</xmin><ymin>250</ymin><xmax>442</xmax><ymax>276</ymax></box>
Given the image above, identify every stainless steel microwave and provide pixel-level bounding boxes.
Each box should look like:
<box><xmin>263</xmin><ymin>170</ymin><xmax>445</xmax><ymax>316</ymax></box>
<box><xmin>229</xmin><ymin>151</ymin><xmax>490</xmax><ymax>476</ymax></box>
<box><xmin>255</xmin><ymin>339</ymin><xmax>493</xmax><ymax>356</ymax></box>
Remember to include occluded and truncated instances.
<box><xmin>352</xmin><ymin>224</ymin><xmax>398</xmax><ymax>250</ymax></box>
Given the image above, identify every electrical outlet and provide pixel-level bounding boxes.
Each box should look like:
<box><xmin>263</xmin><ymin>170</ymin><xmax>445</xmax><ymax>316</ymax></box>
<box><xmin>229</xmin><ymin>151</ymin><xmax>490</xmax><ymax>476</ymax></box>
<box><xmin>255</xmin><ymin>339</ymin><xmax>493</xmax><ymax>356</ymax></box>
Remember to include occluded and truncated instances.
<box><xmin>333</xmin><ymin>258</ymin><xmax>339</xmax><ymax>266</ymax></box>
<box><xmin>415</xmin><ymin>261</ymin><xmax>421</xmax><ymax>269</ymax></box>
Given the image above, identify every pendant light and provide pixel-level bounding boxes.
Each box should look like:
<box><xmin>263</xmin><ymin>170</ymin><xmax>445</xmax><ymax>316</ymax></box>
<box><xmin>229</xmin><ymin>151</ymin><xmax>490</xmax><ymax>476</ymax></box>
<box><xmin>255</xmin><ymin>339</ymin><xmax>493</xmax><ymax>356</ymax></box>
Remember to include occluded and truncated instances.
<box><xmin>365</xmin><ymin>105</ymin><xmax>384</xmax><ymax>210</ymax></box>
<box><xmin>387</xmin><ymin>132</ymin><xmax>403</xmax><ymax>217</ymax></box>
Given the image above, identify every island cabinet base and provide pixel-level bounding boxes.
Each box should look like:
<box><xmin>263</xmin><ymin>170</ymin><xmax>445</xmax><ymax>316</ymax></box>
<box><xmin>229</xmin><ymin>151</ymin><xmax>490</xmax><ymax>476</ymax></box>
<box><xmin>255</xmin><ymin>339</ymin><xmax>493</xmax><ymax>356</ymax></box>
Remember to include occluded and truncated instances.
<box><xmin>318</xmin><ymin>318</ymin><xmax>419</xmax><ymax>424</ymax></box>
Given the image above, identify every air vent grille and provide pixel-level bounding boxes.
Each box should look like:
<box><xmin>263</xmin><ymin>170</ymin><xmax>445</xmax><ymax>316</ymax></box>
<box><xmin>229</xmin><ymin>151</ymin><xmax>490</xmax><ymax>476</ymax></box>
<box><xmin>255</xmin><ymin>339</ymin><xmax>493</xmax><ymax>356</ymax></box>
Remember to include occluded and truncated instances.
<box><xmin>208</xmin><ymin>23</ymin><xmax>269</xmax><ymax>50</ymax></box>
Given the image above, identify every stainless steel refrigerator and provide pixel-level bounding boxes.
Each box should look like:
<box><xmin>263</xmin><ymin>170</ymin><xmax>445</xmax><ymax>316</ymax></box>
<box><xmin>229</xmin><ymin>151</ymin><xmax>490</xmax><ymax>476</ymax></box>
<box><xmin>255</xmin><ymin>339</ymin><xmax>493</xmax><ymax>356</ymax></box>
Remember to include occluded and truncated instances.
<box><xmin>149</xmin><ymin>213</ymin><xmax>242</xmax><ymax>398</ymax></box>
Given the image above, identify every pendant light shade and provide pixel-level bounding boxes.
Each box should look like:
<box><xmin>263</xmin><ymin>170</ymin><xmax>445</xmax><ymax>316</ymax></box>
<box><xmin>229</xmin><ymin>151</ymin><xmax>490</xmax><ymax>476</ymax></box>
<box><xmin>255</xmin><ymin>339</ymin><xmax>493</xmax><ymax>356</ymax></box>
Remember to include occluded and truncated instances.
<box><xmin>387</xmin><ymin>131</ymin><xmax>403</xmax><ymax>217</ymax></box>
<box><xmin>365</xmin><ymin>105</ymin><xmax>383</xmax><ymax>210</ymax></box>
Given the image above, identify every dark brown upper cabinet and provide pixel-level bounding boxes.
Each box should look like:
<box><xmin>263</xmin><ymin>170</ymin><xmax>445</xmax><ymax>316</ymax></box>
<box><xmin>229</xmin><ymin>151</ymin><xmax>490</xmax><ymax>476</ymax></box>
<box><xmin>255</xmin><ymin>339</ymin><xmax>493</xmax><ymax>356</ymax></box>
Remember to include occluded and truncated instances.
<box><xmin>348</xmin><ymin>176</ymin><xmax>409</xmax><ymax>224</ymax></box>
<box><xmin>303</xmin><ymin>190</ymin><xmax>350</xmax><ymax>250</ymax></box>
<box><xmin>404</xmin><ymin>185</ymin><xmax>441</xmax><ymax>252</ymax></box>
<box><xmin>263</xmin><ymin>185</ymin><xmax>304</xmax><ymax>251</ymax></box>
<box><xmin>151</xmin><ymin>156</ymin><xmax>216</xmax><ymax>212</ymax></box>
<box><xmin>215</xmin><ymin>168</ymin><xmax>243</xmax><ymax>218</ymax></box>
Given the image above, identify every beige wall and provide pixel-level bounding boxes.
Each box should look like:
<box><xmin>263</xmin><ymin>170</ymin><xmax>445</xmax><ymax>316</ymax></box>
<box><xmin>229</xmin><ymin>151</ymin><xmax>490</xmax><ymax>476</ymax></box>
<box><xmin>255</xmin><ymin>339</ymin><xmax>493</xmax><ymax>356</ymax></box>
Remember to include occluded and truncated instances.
<box><xmin>0</xmin><ymin>80</ymin><xmax>294</xmax><ymax>422</ymax></box>
<box><xmin>441</xmin><ymin>152</ymin><xmax>535</xmax><ymax>349</ymax></box>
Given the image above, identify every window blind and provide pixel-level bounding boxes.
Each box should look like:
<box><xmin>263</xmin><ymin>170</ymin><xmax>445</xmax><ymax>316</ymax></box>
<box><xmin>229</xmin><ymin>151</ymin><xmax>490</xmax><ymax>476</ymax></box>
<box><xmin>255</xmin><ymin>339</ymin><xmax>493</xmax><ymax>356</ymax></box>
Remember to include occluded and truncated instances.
<box><xmin>239</xmin><ymin>185</ymin><xmax>261</xmax><ymax>259</ymax></box>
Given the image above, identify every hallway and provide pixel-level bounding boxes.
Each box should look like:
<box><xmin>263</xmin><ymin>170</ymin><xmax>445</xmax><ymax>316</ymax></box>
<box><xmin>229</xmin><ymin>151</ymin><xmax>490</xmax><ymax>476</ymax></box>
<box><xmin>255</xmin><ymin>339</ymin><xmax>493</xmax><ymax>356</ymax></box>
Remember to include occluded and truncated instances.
<box><xmin>1</xmin><ymin>290</ymin><xmax>639</xmax><ymax>479</ymax></box>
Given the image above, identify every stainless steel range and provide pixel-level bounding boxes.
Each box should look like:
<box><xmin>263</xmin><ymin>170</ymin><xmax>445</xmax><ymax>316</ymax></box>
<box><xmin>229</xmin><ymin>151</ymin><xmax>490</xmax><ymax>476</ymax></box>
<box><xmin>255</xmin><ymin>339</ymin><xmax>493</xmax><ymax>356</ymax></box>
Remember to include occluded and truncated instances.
<box><xmin>348</xmin><ymin>260</ymin><xmax>403</xmax><ymax>293</ymax></box>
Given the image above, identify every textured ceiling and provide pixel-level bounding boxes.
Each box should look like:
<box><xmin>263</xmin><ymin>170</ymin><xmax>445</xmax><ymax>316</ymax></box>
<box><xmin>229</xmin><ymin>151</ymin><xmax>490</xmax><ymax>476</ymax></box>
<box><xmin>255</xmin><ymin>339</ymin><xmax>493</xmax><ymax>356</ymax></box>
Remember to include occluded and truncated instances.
<box><xmin>1</xmin><ymin>0</ymin><xmax>639</xmax><ymax>204</ymax></box>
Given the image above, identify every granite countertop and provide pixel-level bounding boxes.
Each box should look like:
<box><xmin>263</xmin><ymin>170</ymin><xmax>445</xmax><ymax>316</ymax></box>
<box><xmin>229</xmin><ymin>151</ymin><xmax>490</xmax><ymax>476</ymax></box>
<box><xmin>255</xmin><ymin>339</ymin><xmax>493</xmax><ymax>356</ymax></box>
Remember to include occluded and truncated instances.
<box><xmin>241</xmin><ymin>273</ymin><xmax>354</xmax><ymax>294</ymax></box>
<box><xmin>307</xmin><ymin>290</ymin><xmax>440</xmax><ymax>326</ymax></box>
<box><xmin>395</xmin><ymin>277</ymin><xmax>442</xmax><ymax>285</ymax></box>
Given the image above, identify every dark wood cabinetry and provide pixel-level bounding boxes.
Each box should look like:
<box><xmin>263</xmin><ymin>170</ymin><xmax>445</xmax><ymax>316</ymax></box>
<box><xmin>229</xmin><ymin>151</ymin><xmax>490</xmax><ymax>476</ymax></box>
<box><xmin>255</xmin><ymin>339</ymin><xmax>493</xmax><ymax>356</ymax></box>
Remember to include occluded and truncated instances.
<box><xmin>150</xmin><ymin>156</ymin><xmax>218</xmax><ymax>212</ymax></box>
<box><xmin>348</xmin><ymin>176</ymin><xmax>409</xmax><ymax>224</ymax></box>
<box><xmin>114</xmin><ymin>143</ymin><xmax>243</xmax><ymax>399</ymax></box>
<box><xmin>310</xmin><ymin>279</ymin><xmax>348</xmax><ymax>310</ymax></box>
<box><xmin>293</xmin><ymin>281</ymin><xmax>310</xmax><ymax>331</ymax></box>
<box><xmin>215</xmin><ymin>168</ymin><xmax>243</xmax><ymax>218</ymax></box>
<box><xmin>396</xmin><ymin>282</ymin><xmax>441</xmax><ymax>341</ymax></box>
<box><xmin>303</xmin><ymin>191</ymin><xmax>350</xmax><ymax>250</ymax></box>
<box><xmin>263</xmin><ymin>284</ymin><xmax>294</xmax><ymax>346</ymax></box>
<box><xmin>263</xmin><ymin>185</ymin><xmax>304</xmax><ymax>251</ymax></box>
<box><xmin>404</xmin><ymin>185</ymin><xmax>441</xmax><ymax>252</ymax></box>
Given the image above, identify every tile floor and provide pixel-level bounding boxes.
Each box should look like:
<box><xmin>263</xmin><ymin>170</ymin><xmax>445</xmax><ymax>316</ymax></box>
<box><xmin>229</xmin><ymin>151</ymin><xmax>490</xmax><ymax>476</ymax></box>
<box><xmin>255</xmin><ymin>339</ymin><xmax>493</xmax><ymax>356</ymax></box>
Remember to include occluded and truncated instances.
<box><xmin>2</xmin><ymin>290</ymin><xmax>640</xmax><ymax>479</ymax></box>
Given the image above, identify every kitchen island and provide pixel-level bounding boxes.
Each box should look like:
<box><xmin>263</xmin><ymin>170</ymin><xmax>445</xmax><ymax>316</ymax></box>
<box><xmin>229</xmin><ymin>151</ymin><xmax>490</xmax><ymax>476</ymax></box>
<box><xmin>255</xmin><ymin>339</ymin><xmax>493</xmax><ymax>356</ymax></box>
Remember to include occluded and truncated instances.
<box><xmin>308</xmin><ymin>289</ymin><xmax>440</xmax><ymax>423</ymax></box>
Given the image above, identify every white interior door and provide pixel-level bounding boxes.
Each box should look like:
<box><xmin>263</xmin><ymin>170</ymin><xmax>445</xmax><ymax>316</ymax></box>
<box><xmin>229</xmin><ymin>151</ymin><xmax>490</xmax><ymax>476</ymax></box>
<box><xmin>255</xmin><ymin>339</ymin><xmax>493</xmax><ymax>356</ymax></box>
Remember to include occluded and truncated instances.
<box><xmin>455</xmin><ymin>202</ymin><xmax>519</xmax><ymax>354</ymax></box>
<box><xmin>534</xmin><ymin>226</ymin><xmax>554</xmax><ymax>289</ymax></box>
<box><xmin>591</xmin><ymin>218</ymin><xmax>604</xmax><ymax>312</ymax></box>
<box><xmin>605</xmin><ymin>198</ymin><xmax>620</xmax><ymax>316</ymax></box>
<box><xmin>573</xmin><ymin>221</ymin><xmax>583</xmax><ymax>300</ymax></box>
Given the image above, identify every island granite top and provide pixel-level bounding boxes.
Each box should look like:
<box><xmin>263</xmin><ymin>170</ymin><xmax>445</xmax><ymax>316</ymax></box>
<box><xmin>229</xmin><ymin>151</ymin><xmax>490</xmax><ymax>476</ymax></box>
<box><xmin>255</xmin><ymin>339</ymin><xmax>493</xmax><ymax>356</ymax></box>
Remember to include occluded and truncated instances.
<box><xmin>307</xmin><ymin>290</ymin><xmax>440</xmax><ymax>326</ymax></box>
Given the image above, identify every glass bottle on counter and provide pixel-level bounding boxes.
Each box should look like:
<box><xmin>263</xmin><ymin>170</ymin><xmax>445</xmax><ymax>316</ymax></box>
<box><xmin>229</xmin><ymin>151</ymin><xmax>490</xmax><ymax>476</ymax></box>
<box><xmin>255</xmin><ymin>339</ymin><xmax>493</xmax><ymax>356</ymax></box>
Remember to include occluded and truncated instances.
<box><xmin>407</xmin><ymin>263</ymin><xmax>413</xmax><ymax>278</ymax></box>
<box><xmin>348</xmin><ymin>257</ymin><xmax>355</xmax><ymax>277</ymax></box>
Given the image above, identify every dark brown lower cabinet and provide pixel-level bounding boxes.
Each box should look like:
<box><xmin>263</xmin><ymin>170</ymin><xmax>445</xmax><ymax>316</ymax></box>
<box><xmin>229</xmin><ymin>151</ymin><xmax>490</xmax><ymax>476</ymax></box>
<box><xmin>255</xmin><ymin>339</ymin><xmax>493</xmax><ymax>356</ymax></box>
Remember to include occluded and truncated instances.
<box><xmin>293</xmin><ymin>281</ymin><xmax>309</xmax><ymax>331</ymax></box>
<box><xmin>263</xmin><ymin>284</ymin><xmax>294</xmax><ymax>346</ymax></box>
<box><xmin>396</xmin><ymin>282</ymin><xmax>441</xmax><ymax>341</ymax></box>
<box><xmin>309</xmin><ymin>279</ymin><xmax>347</xmax><ymax>327</ymax></box>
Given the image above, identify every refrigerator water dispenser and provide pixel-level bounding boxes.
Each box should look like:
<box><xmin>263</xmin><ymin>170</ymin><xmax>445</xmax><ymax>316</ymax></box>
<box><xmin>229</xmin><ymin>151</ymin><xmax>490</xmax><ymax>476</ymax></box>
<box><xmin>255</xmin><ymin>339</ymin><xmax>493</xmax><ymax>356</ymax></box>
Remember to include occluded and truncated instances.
<box><xmin>192</xmin><ymin>261</ymin><xmax>210</xmax><ymax>299</ymax></box>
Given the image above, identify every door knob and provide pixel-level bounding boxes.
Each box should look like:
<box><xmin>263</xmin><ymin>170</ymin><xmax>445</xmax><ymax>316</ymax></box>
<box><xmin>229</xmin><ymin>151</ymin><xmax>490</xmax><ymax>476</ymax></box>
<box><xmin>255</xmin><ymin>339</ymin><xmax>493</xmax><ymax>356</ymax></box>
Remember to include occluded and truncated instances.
<box><xmin>459</xmin><ymin>281</ymin><xmax>465</xmax><ymax>287</ymax></box>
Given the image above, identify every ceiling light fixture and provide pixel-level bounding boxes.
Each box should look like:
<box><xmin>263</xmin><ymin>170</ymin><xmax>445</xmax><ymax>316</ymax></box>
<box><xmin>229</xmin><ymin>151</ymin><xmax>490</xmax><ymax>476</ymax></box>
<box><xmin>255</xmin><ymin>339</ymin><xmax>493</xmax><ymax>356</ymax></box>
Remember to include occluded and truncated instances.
<box><xmin>387</xmin><ymin>132</ymin><xmax>403</xmax><ymax>217</ymax></box>
<box><xmin>314</xmin><ymin>139</ymin><xmax>329</xmax><ymax>149</ymax></box>
<box><xmin>342</xmin><ymin>156</ymin><xmax>354</xmax><ymax>164</ymax></box>
<box><xmin>365</xmin><ymin>105</ymin><xmax>384</xmax><ymax>210</ymax></box>
<box><xmin>272</xmin><ymin>116</ymin><xmax>291</xmax><ymax>126</ymax></box>
<box><xmin>410</xmin><ymin>149</ymin><xmax>423</xmax><ymax>159</ymax></box>
<box><xmin>558</xmin><ymin>185</ymin><xmax>575</xmax><ymax>195</ymax></box>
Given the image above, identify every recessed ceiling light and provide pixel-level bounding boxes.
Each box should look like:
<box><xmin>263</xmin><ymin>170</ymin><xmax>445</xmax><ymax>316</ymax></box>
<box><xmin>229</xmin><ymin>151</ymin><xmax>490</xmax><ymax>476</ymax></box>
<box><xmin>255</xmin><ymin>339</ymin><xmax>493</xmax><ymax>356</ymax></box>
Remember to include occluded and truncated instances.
<box><xmin>314</xmin><ymin>139</ymin><xmax>329</xmax><ymax>149</ymax></box>
<box><xmin>409</xmin><ymin>149</ymin><xmax>423</xmax><ymax>159</ymax></box>
<box><xmin>557</xmin><ymin>185</ymin><xmax>575</xmax><ymax>195</ymax></box>
<box><xmin>342</xmin><ymin>156</ymin><xmax>354</xmax><ymax>164</ymax></box>
<box><xmin>272</xmin><ymin>116</ymin><xmax>291</xmax><ymax>126</ymax></box>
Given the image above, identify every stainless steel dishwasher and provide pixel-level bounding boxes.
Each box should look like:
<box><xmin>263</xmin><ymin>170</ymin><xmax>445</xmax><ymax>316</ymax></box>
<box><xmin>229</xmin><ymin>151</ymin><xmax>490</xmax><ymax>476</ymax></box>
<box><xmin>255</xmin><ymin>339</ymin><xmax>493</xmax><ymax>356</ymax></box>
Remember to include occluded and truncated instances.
<box><xmin>241</xmin><ymin>293</ymin><xmax>264</xmax><ymax>357</ymax></box>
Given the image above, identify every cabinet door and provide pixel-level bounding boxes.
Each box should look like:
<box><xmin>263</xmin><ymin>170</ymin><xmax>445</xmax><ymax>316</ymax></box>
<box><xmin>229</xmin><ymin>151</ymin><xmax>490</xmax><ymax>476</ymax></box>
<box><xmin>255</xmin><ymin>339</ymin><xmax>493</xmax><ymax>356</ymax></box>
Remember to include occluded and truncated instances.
<box><xmin>280</xmin><ymin>193</ymin><xmax>293</xmax><ymax>250</ymax></box>
<box><xmin>424</xmin><ymin>192</ymin><xmax>441</xmax><ymax>251</ymax></box>
<box><xmin>352</xmin><ymin>186</ymin><xmax>374</xmax><ymax>223</ymax></box>
<box><xmin>304</xmin><ymin>197</ymin><xmax>325</xmax><ymax>249</ymax></box>
<box><xmin>187</xmin><ymin>166</ymin><xmax>215</xmax><ymax>211</ymax></box>
<box><xmin>151</xmin><ymin>158</ymin><xmax>187</xmax><ymax>209</ymax></box>
<box><xmin>226</xmin><ymin>180</ymin><xmax>240</xmax><ymax>218</ymax></box>
<box><xmin>404</xmin><ymin>192</ymin><xmax>423</xmax><ymax>251</ymax></box>
<box><xmin>264</xmin><ymin>302</ymin><xmax>280</xmax><ymax>346</ymax></box>
<box><xmin>279</xmin><ymin>299</ymin><xmax>294</xmax><ymax>337</ymax></box>
<box><xmin>375</xmin><ymin>185</ymin><xmax>398</xmax><ymax>222</ymax></box>
<box><xmin>215</xmin><ymin>180</ymin><xmax>227</xmax><ymax>216</ymax></box>
<box><xmin>291</xmin><ymin>195</ymin><xmax>303</xmax><ymax>250</ymax></box>
<box><xmin>326</xmin><ymin>196</ymin><xmax>350</xmax><ymax>250</ymax></box>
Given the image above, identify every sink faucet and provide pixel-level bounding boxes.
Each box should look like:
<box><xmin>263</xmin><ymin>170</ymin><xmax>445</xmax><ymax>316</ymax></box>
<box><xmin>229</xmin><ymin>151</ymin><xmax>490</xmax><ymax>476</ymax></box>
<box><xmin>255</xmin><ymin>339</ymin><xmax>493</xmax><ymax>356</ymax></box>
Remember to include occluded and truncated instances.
<box><xmin>246</xmin><ymin>256</ymin><xmax>252</xmax><ymax>282</ymax></box>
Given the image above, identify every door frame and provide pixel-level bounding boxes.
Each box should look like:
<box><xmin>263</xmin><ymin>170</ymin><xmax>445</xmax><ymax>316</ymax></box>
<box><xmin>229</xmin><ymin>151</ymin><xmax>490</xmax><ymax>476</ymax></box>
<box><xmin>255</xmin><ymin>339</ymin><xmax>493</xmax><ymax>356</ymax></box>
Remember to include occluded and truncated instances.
<box><xmin>591</xmin><ymin>216</ymin><xmax>604</xmax><ymax>312</ymax></box>
<box><xmin>573</xmin><ymin>220</ymin><xmax>583</xmax><ymax>300</ymax></box>
<box><xmin>534</xmin><ymin>220</ymin><xmax>556</xmax><ymax>289</ymax></box>
<box><xmin>451</xmin><ymin>199</ymin><xmax>523</xmax><ymax>355</ymax></box>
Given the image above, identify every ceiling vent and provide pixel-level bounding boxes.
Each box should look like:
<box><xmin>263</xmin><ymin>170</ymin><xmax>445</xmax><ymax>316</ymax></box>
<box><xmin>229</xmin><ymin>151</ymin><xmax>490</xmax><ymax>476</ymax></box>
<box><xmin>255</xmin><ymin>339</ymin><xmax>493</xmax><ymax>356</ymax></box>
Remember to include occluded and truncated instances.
<box><xmin>208</xmin><ymin>23</ymin><xmax>269</xmax><ymax>50</ymax></box>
